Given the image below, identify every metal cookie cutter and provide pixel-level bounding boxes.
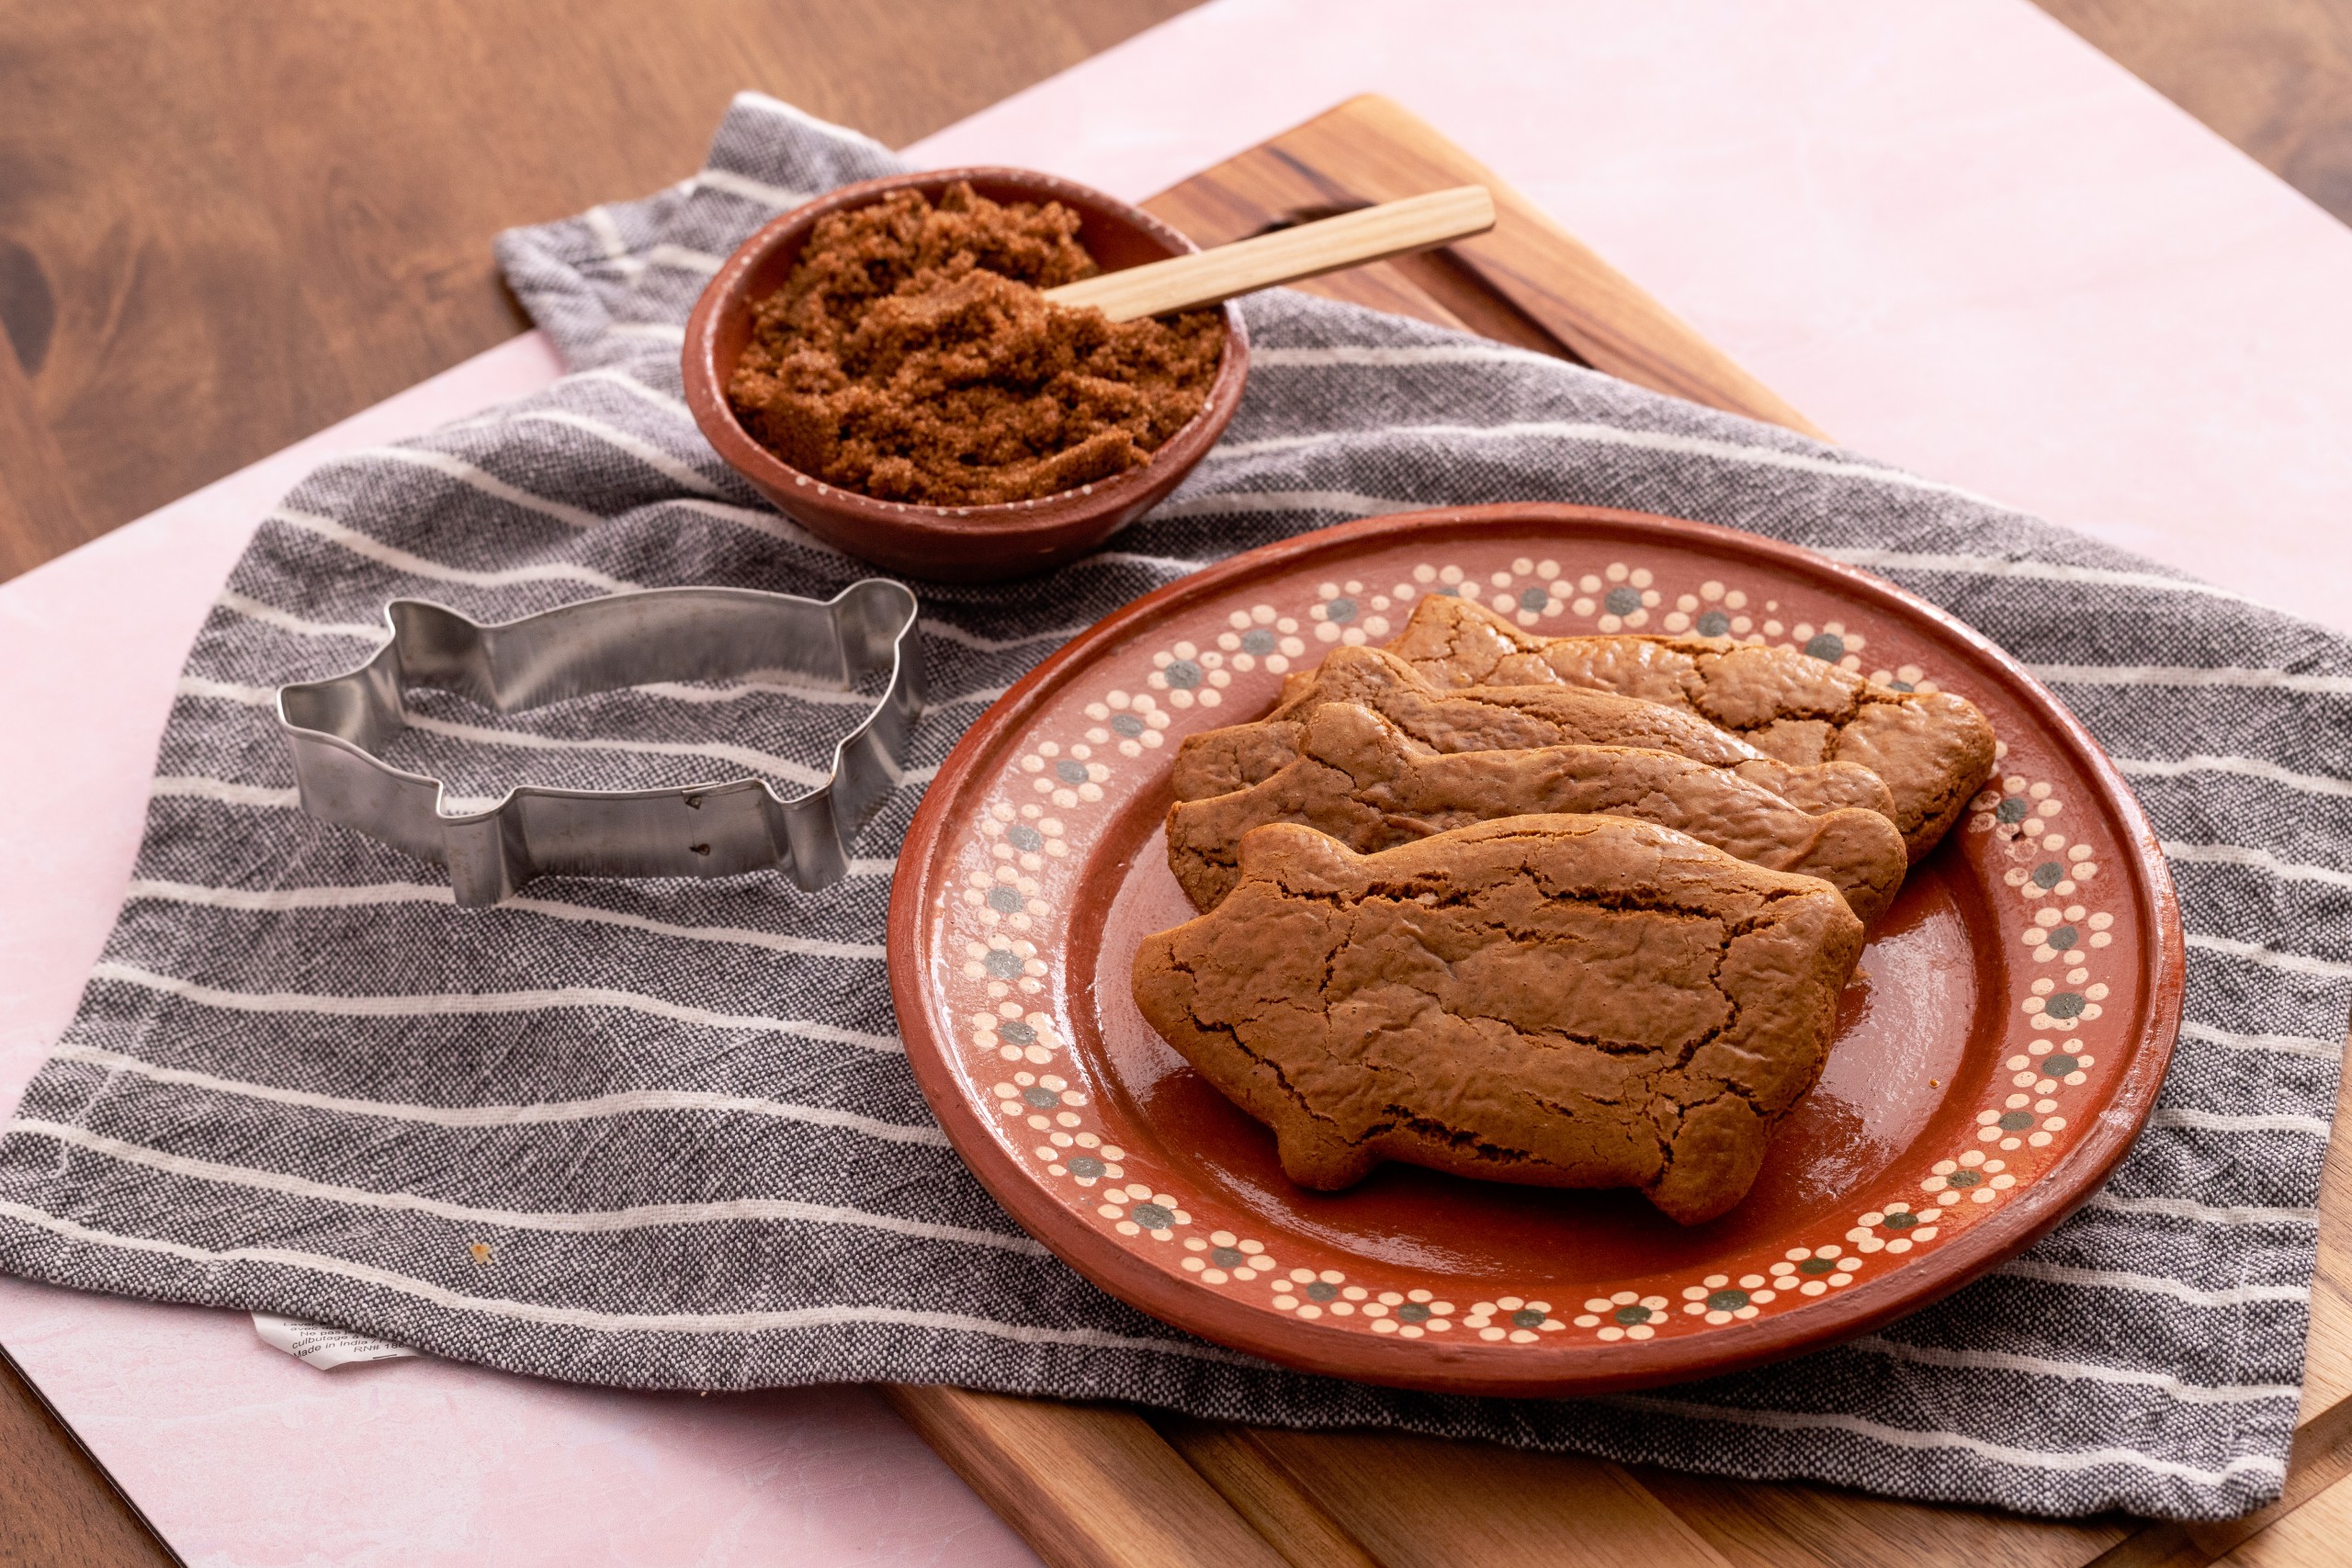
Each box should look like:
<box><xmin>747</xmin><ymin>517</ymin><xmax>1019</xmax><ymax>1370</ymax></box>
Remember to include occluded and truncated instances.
<box><xmin>276</xmin><ymin>581</ymin><xmax>925</xmax><ymax>906</ymax></box>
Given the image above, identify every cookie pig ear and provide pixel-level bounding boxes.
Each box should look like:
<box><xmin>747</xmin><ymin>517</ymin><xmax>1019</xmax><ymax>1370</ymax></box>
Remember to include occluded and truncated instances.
<box><xmin>1387</xmin><ymin>592</ymin><xmax>1537</xmax><ymax>674</ymax></box>
<box><xmin>1306</xmin><ymin>646</ymin><xmax>1423</xmax><ymax>708</ymax></box>
<box><xmin>1447</xmin><ymin>592</ymin><xmax>1540</xmax><ymax>644</ymax></box>
<box><xmin>1299</xmin><ymin>702</ymin><xmax>1408</xmax><ymax>781</ymax></box>
<box><xmin>1237</xmin><ymin>822</ymin><xmax>1368</xmax><ymax>895</ymax></box>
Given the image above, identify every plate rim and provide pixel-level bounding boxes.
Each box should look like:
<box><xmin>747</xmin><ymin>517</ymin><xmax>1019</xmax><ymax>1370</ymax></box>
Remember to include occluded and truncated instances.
<box><xmin>887</xmin><ymin>502</ymin><xmax>2186</xmax><ymax>1396</ymax></box>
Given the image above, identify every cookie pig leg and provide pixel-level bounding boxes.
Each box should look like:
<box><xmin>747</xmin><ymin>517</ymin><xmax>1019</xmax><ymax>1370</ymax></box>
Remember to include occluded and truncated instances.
<box><xmin>1780</xmin><ymin>807</ymin><xmax>1907</xmax><ymax>927</ymax></box>
<box><xmin>1645</xmin><ymin>1095</ymin><xmax>1770</xmax><ymax>1225</ymax></box>
<box><xmin>1274</xmin><ymin>1119</ymin><xmax>1382</xmax><ymax>1190</ymax></box>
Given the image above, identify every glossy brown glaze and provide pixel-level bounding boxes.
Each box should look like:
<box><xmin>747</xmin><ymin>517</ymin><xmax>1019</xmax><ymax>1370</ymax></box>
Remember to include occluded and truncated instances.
<box><xmin>887</xmin><ymin>503</ymin><xmax>2185</xmax><ymax>1396</ymax></box>
<box><xmin>683</xmin><ymin>166</ymin><xmax>1250</xmax><ymax>581</ymax></box>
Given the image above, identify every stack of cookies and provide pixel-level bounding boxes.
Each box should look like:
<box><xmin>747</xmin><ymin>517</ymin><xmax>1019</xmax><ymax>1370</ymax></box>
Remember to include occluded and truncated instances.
<box><xmin>1133</xmin><ymin>594</ymin><xmax>1996</xmax><ymax>1225</ymax></box>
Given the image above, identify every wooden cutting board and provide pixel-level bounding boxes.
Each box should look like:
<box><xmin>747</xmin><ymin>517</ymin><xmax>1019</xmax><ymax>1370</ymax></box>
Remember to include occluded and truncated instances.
<box><xmin>881</xmin><ymin>94</ymin><xmax>2352</xmax><ymax>1568</ymax></box>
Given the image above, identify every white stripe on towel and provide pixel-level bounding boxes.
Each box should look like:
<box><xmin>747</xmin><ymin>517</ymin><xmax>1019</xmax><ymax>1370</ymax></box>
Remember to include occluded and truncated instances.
<box><xmin>150</xmin><ymin>776</ymin><xmax>300</xmax><ymax>809</ymax></box>
<box><xmin>507</xmin><ymin>411</ymin><xmax>728</xmax><ymax>496</ymax></box>
<box><xmin>1844</xmin><ymin>1336</ymin><xmax>2300</xmax><ymax>1404</ymax></box>
<box><xmin>217</xmin><ymin>592</ymin><xmax>381</xmax><ymax>641</ymax></box>
<box><xmin>2030</xmin><ymin>664</ymin><xmax>2352</xmax><ymax>696</ymax></box>
<box><xmin>1607</xmin><ymin>1394</ymin><xmax>2286</xmax><ymax>1485</ymax></box>
<box><xmin>0</xmin><ymin>1199</ymin><xmax>1257</xmax><ymax>1359</ymax></box>
<box><xmin>2177</xmin><ymin>1021</ymin><xmax>2346</xmax><ymax>1060</ymax></box>
<box><xmin>691</xmin><ymin>168</ymin><xmax>809</xmax><ymax>209</ymax></box>
<box><xmin>2083</xmin><ymin>1191</ymin><xmax>2320</xmax><ymax>1226</ymax></box>
<box><xmin>270</xmin><ymin>508</ymin><xmax>637</xmax><ymax>592</ymax></box>
<box><xmin>45</xmin><ymin>1046</ymin><xmax>946</xmax><ymax>1147</ymax></box>
<box><xmin>1196</xmin><ymin>423</ymin><xmax>1996</xmax><ymax>507</ymax></box>
<box><xmin>87</xmin><ymin>961</ymin><xmax>903</xmax><ymax>1054</ymax></box>
<box><xmin>1996</xmin><ymin>1258</ymin><xmax>2308</xmax><ymax>1308</ymax></box>
<box><xmin>2161</xmin><ymin>840</ymin><xmax>2352</xmax><ymax>891</ymax></box>
<box><xmin>2147</xmin><ymin>1108</ymin><xmax>2334</xmax><ymax>1137</ymax></box>
<box><xmin>10</xmin><ymin>1120</ymin><xmax>1018</xmax><ymax>1248</ymax></box>
<box><xmin>343</xmin><ymin>446</ymin><xmax>607</xmax><ymax>530</ymax></box>
<box><xmin>2184</xmin><ymin>932</ymin><xmax>2352</xmax><ymax>980</ymax></box>
<box><xmin>123</xmin><ymin>878</ymin><xmax>888</xmax><ymax>961</ymax></box>
<box><xmin>2114</xmin><ymin>754</ymin><xmax>2352</xmax><ymax>798</ymax></box>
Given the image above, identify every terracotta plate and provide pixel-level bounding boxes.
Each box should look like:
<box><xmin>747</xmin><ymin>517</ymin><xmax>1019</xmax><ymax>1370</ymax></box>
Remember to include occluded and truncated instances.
<box><xmin>888</xmin><ymin>504</ymin><xmax>2183</xmax><ymax>1396</ymax></box>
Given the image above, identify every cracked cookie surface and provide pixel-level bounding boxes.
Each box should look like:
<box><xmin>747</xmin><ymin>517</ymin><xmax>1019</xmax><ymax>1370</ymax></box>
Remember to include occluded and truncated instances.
<box><xmin>1168</xmin><ymin>703</ymin><xmax>1907</xmax><ymax>925</ymax></box>
<box><xmin>1383</xmin><ymin>596</ymin><xmax>1996</xmax><ymax>860</ymax></box>
<box><xmin>1132</xmin><ymin>815</ymin><xmax>1865</xmax><ymax>1225</ymax></box>
<box><xmin>1173</xmin><ymin>646</ymin><xmax>1897</xmax><ymax>829</ymax></box>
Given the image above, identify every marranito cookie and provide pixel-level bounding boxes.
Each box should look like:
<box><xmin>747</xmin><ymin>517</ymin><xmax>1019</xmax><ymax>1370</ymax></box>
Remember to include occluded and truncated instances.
<box><xmin>1134</xmin><ymin>816</ymin><xmax>1864</xmax><ymax>1225</ymax></box>
<box><xmin>1173</xmin><ymin>645</ymin><xmax>1896</xmax><ymax>828</ymax></box>
<box><xmin>1383</xmin><ymin>596</ymin><xmax>1996</xmax><ymax>859</ymax></box>
<box><xmin>1168</xmin><ymin>702</ymin><xmax>1907</xmax><ymax>924</ymax></box>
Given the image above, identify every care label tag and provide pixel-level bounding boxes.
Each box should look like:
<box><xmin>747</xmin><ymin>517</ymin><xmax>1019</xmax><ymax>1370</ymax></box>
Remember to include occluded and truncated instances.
<box><xmin>252</xmin><ymin>1313</ymin><xmax>421</xmax><ymax>1370</ymax></box>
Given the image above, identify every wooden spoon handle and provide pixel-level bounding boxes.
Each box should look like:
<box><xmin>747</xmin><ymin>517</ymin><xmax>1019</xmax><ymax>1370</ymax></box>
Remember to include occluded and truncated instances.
<box><xmin>1042</xmin><ymin>185</ymin><xmax>1497</xmax><ymax>323</ymax></box>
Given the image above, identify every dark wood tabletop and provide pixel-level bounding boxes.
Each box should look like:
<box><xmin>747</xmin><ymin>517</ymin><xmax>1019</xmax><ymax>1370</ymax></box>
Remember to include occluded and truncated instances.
<box><xmin>3</xmin><ymin>3</ymin><xmax>2348</xmax><ymax>1563</ymax></box>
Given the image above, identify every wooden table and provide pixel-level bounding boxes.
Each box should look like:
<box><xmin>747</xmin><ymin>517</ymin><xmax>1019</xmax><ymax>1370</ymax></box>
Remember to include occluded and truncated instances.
<box><xmin>3</xmin><ymin>4</ymin><xmax>2349</xmax><ymax>1565</ymax></box>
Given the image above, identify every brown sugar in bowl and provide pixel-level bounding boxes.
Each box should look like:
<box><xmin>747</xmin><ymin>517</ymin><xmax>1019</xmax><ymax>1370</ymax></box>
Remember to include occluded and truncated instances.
<box><xmin>683</xmin><ymin>167</ymin><xmax>1251</xmax><ymax>583</ymax></box>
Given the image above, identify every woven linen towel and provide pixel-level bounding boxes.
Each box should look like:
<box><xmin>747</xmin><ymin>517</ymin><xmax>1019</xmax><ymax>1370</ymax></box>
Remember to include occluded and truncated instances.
<box><xmin>2</xmin><ymin>95</ymin><xmax>2343</xmax><ymax>1522</ymax></box>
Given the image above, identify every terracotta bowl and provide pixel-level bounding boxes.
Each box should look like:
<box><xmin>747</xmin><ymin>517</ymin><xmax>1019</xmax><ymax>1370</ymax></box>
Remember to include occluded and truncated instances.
<box><xmin>682</xmin><ymin>166</ymin><xmax>1251</xmax><ymax>583</ymax></box>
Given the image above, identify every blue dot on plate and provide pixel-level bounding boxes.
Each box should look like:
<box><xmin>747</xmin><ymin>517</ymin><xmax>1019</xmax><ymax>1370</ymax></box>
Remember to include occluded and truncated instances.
<box><xmin>1696</xmin><ymin>610</ymin><xmax>1731</xmax><ymax>637</ymax></box>
<box><xmin>1804</xmin><ymin>632</ymin><xmax>1846</xmax><ymax>662</ymax></box>
<box><xmin>1162</xmin><ymin>659</ymin><xmax>1202</xmax><ymax>689</ymax></box>
<box><xmin>986</xmin><ymin>886</ymin><xmax>1023</xmax><ymax>913</ymax></box>
<box><xmin>1240</xmin><ymin>628</ymin><xmax>1276</xmax><ymax>655</ymax></box>
<box><xmin>1324</xmin><ymin>596</ymin><xmax>1356</xmax><ymax>623</ymax></box>
<box><xmin>1007</xmin><ymin>823</ymin><xmax>1043</xmax><ymax>851</ymax></box>
<box><xmin>1604</xmin><ymin>585</ymin><xmax>1642</xmax><ymax>615</ymax></box>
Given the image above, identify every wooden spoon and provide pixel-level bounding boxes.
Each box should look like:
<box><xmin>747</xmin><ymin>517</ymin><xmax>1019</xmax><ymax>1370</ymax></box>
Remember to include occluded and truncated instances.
<box><xmin>1040</xmin><ymin>186</ymin><xmax>1496</xmax><ymax>322</ymax></box>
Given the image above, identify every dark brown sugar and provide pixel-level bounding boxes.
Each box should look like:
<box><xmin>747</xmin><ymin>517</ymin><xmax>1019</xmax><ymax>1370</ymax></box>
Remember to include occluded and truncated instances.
<box><xmin>726</xmin><ymin>182</ymin><xmax>1223</xmax><ymax>507</ymax></box>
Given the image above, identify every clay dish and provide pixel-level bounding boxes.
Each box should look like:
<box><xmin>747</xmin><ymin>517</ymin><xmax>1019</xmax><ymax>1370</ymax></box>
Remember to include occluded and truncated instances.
<box><xmin>683</xmin><ymin>167</ymin><xmax>1251</xmax><ymax>583</ymax></box>
<box><xmin>888</xmin><ymin>503</ymin><xmax>2184</xmax><ymax>1397</ymax></box>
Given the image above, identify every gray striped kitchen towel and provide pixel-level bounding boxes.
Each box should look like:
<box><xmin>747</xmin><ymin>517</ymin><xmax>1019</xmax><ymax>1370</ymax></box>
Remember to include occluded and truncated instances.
<box><xmin>1</xmin><ymin>93</ymin><xmax>2340</xmax><ymax>1522</ymax></box>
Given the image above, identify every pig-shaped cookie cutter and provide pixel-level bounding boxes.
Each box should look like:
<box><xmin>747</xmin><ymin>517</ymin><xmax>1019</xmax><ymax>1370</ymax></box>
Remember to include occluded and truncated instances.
<box><xmin>275</xmin><ymin>581</ymin><xmax>924</xmax><ymax>906</ymax></box>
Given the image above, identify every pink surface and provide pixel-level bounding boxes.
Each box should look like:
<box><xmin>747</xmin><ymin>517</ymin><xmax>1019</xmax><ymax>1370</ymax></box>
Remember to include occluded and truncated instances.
<box><xmin>0</xmin><ymin>335</ymin><xmax>562</xmax><ymax>1091</ymax></box>
<box><xmin>0</xmin><ymin>334</ymin><xmax>1039</xmax><ymax>1568</ymax></box>
<box><xmin>3</xmin><ymin>1282</ymin><xmax>1027</xmax><ymax>1568</ymax></box>
<box><xmin>6</xmin><ymin>1</ymin><xmax>2352</xmax><ymax>1561</ymax></box>
<box><xmin>919</xmin><ymin>0</ymin><xmax>2352</xmax><ymax>631</ymax></box>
